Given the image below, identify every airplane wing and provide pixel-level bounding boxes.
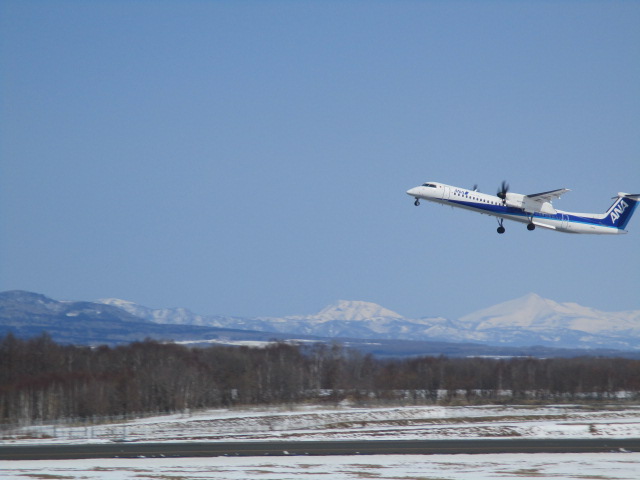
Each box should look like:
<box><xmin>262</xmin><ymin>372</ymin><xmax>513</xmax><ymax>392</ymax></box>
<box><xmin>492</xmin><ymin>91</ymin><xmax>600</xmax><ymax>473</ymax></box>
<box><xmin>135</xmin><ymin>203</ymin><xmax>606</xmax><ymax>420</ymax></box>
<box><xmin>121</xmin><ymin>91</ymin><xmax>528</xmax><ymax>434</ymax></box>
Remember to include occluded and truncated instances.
<box><xmin>525</xmin><ymin>188</ymin><xmax>570</xmax><ymax>203</ymax></box>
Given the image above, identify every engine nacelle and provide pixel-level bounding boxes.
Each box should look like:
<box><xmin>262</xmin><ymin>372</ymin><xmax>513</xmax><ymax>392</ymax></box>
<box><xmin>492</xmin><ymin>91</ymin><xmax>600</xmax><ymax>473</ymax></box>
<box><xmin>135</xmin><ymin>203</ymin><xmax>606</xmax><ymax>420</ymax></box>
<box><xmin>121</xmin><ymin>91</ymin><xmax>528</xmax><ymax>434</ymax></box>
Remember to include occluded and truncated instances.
<box><xmin>504</xmin><ymin>192</ymin><xmax>525</xmax><ymax>209</ymax></box>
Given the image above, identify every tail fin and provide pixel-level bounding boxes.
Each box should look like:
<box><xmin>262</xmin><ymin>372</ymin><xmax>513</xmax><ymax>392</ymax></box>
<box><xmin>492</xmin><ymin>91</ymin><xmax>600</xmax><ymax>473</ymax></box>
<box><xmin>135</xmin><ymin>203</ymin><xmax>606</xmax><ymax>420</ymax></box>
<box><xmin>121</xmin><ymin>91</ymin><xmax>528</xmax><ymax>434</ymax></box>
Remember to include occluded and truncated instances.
<box><xmin>604</xmin><ymin>193</ymin><xmax>640</xmax><ymax>230</ymax></box>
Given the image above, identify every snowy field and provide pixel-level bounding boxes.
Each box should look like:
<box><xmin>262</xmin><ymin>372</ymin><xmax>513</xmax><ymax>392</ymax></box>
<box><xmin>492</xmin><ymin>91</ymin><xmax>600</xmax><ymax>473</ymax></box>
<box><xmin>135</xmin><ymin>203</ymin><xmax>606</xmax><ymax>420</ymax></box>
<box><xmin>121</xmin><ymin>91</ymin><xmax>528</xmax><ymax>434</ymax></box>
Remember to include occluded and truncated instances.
<box><xmin>5</xmin><ymin>403</ymin><xmax>640</xmax><ymax>443</ymax></box>
<box><xmin>2</xmin><ymin>403</ymin><xmax>640</xmax><ymax>479</ymax></box>
<box><xmin>1</xmin><ymin>453</ymin><xmax>639</xmax><ymax>480</ymax></box>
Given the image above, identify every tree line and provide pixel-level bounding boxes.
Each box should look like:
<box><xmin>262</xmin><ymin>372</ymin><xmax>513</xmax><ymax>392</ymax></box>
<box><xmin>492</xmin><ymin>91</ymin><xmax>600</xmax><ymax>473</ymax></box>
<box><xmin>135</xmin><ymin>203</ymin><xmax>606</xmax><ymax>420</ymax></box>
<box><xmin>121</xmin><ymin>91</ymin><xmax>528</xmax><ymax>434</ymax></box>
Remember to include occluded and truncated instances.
<box><xmin>1</xmin><ymin>333</ymin><xmax>639</xmax><ymax>424</ymax></box>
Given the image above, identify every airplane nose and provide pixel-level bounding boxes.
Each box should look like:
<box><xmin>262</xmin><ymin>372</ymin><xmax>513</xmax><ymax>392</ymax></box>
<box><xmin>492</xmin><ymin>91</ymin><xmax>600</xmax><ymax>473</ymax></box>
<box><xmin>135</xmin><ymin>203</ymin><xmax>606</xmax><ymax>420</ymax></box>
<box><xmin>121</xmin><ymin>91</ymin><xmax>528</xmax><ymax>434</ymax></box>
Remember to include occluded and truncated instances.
<box><xmin>406</xmin><ymin>187</ymin><xmax>419</xmax><ymax>196</ymax></box>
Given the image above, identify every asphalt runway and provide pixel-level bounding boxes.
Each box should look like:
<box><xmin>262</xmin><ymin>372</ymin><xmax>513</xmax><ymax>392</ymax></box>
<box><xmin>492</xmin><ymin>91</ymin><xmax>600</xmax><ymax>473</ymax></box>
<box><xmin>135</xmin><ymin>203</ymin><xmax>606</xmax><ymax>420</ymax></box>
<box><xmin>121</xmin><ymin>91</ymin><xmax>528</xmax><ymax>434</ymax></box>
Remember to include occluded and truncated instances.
<box><xmin>1</xmin><ymin>439</ymin><xmax>639</xmax><ymax>460</ymax></box>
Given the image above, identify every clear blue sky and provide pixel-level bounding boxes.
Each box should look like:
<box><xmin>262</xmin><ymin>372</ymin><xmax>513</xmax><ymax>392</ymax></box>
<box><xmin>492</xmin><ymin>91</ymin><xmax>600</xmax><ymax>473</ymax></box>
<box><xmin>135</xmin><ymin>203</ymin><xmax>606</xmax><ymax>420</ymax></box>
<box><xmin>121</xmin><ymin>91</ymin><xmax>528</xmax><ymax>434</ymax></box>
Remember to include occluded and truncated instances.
<box><xmin>2</xmin><ymin>1</ymin><xmax>638</xmax><ymax>319</ymax></box>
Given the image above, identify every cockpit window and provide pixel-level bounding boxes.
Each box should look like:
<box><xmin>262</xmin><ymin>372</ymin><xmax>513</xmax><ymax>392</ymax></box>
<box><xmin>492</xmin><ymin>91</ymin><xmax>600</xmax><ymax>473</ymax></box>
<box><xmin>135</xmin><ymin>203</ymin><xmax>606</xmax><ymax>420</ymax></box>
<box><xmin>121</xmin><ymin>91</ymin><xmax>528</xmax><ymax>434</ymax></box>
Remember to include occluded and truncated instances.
<box><xmin>421</xmin><ymin>183</ymin><xmax>437</xmax><ymax>188</ymax></box>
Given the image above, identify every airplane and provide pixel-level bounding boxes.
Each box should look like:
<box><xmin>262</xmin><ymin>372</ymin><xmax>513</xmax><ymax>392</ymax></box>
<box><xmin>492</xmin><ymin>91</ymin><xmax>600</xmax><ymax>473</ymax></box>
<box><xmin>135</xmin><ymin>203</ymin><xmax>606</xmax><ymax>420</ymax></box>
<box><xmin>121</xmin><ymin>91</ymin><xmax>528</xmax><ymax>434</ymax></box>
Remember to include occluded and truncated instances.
<box><xmin>406</xmin><ymin>181</ymin><xmax>639</xmax><ymax>234</ymax></box>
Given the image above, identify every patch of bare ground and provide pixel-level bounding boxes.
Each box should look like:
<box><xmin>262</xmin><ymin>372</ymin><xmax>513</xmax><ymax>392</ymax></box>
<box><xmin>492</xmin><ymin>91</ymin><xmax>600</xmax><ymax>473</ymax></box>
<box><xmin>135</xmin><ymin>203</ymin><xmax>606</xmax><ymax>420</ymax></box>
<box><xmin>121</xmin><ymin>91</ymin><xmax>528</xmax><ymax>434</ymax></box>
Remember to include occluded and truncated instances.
<box><xmin>321</xmin><ymin>414</ymin><xmax>572</xmax><ymax>430</ymax></box>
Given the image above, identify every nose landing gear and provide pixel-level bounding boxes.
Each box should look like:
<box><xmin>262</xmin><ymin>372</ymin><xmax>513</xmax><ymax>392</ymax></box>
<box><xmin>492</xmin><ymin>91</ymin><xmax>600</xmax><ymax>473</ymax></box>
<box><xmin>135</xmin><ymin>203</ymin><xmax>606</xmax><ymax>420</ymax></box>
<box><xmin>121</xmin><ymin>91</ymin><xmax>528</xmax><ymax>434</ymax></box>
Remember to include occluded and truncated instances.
<box><xmin>414</xmin><ymin>198</ymin><xmax>420</xmax><ymax>206</ymax></box>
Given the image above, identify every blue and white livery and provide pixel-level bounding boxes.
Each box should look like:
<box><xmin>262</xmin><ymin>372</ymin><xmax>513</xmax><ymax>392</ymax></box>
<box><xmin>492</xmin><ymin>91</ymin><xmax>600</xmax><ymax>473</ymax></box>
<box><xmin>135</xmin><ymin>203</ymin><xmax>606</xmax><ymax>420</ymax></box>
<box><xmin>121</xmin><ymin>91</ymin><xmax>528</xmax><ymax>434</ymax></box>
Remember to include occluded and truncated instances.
<box><xmin>406</xmin><ymin>181</ymin><xmax>639</xmax><ymax>234</ymax></box>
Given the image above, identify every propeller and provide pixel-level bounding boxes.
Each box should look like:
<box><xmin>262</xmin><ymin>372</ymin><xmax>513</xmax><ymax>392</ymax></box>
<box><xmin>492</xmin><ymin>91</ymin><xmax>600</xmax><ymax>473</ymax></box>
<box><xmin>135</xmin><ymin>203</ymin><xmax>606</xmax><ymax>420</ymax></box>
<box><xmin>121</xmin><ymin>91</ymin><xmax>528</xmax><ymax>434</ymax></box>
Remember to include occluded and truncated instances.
<box><xmin>472</xmin><ymin>184</ymin><xmax>478</xmax><ymax>192</ymax></box>
<box><xmin>497</xmin><ymin>181</ymin><xmax>509</xmax><ymax>204</ymax></box>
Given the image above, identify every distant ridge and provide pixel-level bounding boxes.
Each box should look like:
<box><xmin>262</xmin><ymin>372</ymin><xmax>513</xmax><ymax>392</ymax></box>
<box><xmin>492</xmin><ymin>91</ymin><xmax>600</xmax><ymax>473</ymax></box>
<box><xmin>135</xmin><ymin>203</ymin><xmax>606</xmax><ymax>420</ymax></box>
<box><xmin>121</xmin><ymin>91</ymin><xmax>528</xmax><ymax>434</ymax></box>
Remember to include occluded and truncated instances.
<box><xmin>2</xmin><ymin>290</ymin><xmax>639</xmax><ymax>354</ymax></box>
<box><xmin>0</xmin><ymin>290</ymin><xmax>291</xmax><ymax>346</ymax></box>
<box><xmin>99</xmin><ymin>292</ymin><xmax>640</xmax><ymax>351</ymax></box>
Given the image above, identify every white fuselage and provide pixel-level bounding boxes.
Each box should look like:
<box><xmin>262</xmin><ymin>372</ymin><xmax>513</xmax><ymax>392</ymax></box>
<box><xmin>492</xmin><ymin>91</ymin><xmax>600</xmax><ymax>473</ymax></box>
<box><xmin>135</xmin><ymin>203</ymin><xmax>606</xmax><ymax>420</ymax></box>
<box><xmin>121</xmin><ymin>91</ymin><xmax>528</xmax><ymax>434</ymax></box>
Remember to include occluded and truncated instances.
<box><xmin>406</xmin><ymin>182</ymin><xmax>629</xmax><ymax>235</ymax></box>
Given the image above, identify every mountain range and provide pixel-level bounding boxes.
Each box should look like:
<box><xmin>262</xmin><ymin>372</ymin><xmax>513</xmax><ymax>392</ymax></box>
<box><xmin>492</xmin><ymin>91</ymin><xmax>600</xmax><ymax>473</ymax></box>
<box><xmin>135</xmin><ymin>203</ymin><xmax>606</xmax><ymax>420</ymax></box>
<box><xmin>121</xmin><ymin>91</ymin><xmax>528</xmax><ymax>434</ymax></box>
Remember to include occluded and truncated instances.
<box><xmin>99</xmin><ymin>293</ymin><xmax>640</xmax><ymax>351</ymax></box>
<box><xmin>2</xmin><ymin>290</ymin><xmax>639</xmax><ymax>355</ymax></box>
<box><xmin>0</xmin><ymin>290</ymin><xmax>290</xmax><ymax>347</ymax></box>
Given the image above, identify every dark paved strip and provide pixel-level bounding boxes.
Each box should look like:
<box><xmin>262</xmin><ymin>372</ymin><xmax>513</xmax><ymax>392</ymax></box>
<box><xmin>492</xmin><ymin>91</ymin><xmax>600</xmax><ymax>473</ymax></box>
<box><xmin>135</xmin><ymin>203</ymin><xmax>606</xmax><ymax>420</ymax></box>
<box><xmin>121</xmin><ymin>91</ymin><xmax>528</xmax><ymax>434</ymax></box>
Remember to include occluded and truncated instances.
<box><xmin>1</xmin><ymin>439</ymin><xmax>639</xmax><ymax>460</ymax></box>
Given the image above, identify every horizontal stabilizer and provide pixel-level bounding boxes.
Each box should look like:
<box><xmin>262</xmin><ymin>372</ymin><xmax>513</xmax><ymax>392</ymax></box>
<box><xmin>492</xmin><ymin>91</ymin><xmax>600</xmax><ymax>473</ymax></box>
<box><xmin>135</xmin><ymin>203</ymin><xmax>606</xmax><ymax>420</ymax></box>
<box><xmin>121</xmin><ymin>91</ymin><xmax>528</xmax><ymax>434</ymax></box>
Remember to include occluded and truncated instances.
<box><xmin>617</xmin><ymin>192</ymin><xmax>640</xmax><ymax>199</ymax></box>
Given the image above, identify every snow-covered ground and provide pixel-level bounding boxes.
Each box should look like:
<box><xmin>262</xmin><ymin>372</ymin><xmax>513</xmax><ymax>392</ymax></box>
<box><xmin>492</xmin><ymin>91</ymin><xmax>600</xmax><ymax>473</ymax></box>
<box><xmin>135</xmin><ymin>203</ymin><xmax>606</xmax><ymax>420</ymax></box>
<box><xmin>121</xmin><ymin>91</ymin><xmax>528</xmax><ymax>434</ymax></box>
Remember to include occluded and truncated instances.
<box><xmin>2</xmin><ymin>403</ymin><xmax>640</xmax><ymax>479</ymax></box>
<box><xmin>1</xmin><ymin>453</ymin><xmax>639</xmax><ymax>480</ymax></box>
<box><xmin>5</xmin><ymin>403</ymin><xmax>640</xmax><ymax>444</ymax></box>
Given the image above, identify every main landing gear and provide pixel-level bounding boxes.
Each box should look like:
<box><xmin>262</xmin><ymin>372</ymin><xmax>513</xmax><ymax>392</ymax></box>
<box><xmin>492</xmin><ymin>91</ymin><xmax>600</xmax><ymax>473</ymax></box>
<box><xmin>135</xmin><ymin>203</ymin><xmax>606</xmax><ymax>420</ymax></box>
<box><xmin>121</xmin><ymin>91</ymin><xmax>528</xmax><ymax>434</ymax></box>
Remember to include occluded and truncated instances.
<box><xmin>527</xmin><ymin>214</ymin><xmax>535</xmax><ymax>231</ymax></box>
<box><xmin>496</xmin><ymin>218</ymin><xmax>536</xmax><ymax>233</ymax></box>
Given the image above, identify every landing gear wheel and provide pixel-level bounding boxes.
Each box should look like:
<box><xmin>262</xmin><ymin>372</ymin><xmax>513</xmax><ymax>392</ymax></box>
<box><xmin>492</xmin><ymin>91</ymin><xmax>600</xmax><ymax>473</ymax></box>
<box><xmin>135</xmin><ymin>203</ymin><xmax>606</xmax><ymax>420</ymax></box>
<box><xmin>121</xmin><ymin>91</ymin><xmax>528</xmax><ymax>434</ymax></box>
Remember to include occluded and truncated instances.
<box><xmin>414</xmin><ymin>198</ymin><xmax>420</xmax><ymax>206</ymax></box>
<box><xmin>527</xmin><ymin>223</ymin><xmax>536</xmax><ymax>231</ymax></box>
<box><xmin>497</xmin><ymin>226</ymin><xmax>505</xmax><ymax>234</ymax></box>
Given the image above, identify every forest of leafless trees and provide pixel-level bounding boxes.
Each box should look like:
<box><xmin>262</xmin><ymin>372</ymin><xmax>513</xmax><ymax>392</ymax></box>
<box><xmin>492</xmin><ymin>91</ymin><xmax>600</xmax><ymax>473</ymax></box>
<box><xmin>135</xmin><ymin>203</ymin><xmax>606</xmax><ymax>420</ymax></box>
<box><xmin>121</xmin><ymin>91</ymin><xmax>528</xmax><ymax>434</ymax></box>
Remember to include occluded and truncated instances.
<box><xmin>2</xmin><ymin>333</ymin><xmax>640</xmax><ymax>424</ymax></box>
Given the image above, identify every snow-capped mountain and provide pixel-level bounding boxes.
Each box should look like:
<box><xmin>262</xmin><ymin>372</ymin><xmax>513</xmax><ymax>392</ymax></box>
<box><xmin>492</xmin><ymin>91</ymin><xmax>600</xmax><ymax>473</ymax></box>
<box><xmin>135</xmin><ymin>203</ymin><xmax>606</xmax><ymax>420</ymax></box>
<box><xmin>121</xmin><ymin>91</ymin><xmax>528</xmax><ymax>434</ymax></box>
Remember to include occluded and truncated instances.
<box><xmin>97</xmin><ymin>294</ymin><xmax>640</xmax><ymax>350</ymax></box>
<box><xmin>454</xmin><ymin>293</ymin><xmax>640</xmax><ymax>349</ymax></box>
<box><xmin>459</xmin><ymin>293</ymin><xmax>640</xmax><ymax>335</ymax></box>
<box><xmin>256</xmin><ymin>300</ymin><xmax>455</xmax><ymax>339</ymax></box>
<box><xmin>304</xmin><ymin>300</ymin><xmax>405</xmax><ymax>323</ymax></box>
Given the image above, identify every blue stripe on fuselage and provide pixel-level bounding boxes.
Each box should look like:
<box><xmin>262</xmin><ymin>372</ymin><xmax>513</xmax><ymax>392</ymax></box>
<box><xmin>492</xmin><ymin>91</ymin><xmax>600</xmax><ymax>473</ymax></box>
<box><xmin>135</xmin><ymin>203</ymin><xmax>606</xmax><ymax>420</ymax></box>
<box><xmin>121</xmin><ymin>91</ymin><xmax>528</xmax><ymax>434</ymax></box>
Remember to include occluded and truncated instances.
<box><xmin>444</xmin><ymin>199</ymin><xmax>617</xmax><ymax>230</ymax></box>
